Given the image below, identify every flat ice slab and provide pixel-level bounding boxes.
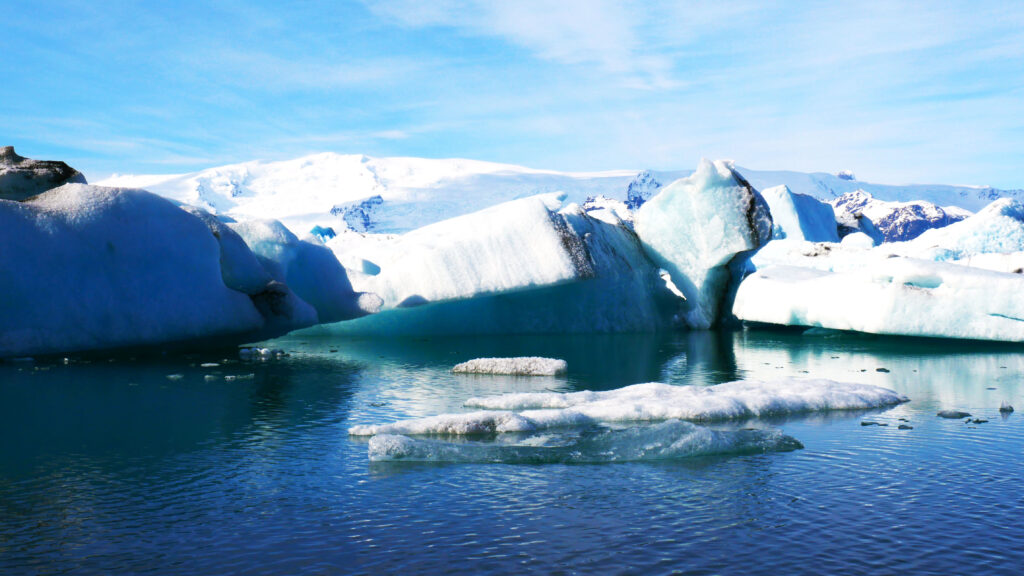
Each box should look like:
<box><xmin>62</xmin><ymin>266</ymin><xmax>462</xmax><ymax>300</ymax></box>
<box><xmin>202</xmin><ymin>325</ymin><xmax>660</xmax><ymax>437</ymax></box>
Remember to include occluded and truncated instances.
<box><xmin>349</xmin><ymin>378</ymin><xmax>908</xmax><ymax>436</ymax></box>
<box><xmin>452</xmin><ymin>357</ymin><xmax>568</xmax><ymax>376</ymax></box>
<box><xmin>367</xmin><ymin>420</ymin><xmax>803</xmax><ymax>463</ymax></box>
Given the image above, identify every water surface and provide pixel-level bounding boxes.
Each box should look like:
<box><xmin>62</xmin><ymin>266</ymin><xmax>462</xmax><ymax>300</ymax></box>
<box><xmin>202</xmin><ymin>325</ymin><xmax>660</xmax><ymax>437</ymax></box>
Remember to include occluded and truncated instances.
<box><xmin>2</xmin><ymin>329</ymin><xmax>1022</xmax><ymax>574</ymax></box>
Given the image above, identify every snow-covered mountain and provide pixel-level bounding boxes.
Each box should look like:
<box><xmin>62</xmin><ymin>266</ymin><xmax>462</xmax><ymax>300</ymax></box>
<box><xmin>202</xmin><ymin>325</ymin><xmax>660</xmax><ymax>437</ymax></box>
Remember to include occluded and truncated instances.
<box><xmin>97</xmin><ymin>153</ymin><xmax>1024</xmax><ymax>237</ymax></box>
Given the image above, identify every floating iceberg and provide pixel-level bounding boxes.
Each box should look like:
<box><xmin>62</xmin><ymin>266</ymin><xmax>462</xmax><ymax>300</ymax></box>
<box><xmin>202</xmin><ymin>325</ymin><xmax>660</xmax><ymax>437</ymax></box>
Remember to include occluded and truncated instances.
<box><xmin>733</xmin><ymin>260</ymin><xmax>1024</xmax><ymax>342</ymax></box>
<box><xmin>736</xmin><ymin>197</ymin><xmax>1024</xmax><ymax>342</ymax></box>
<box><xmin>0</xmin><ymin>185</ymin><xmax>276</xmax><ymax>357</ymax></box>
<box><xmin>452</xmin><ymin>357</ymin><xmax>568</xmax><ymax>376</ymax></box>
<box><xmin>367</xmin><ymin>420</ymin><xmax>803</xmax><ymax>463</ymax></box>
<box><xmin>759</xmin><ymin>185</ymin><xmax>839</xmax><ymax>242</ymax></box>
<box><xmin>634</xmin><ymin>159</ymin><xmax>773</xmax><ymax>328</ymax></box>
<box><xmin>349</xmin><ymin>378</ymin><xmax>907</xmax><ymax>436</ymax></box>
<box><xmin>229</xmin><ymin>219</ymin><xmax>381</xmax><ymax>324</ymax></box>
<box><xmin>320</xmin><ymin>193</ymin><xmax>678</xmax><ymax>334</ymax></box>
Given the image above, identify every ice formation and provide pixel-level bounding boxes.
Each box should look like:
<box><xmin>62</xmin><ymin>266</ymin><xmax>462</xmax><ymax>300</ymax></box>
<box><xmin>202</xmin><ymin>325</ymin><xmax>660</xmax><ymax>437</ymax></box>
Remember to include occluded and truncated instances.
<box><xmin>733</xmin><ymin>260</ymin><xmax>1024</xmax><ymax>342</ymax></box>
<box><xmin>229</xmin><ymin>219</ymin><xmax>381</xmax><ymax>324</ymax></box>
<box><xmin>320</xmin><ymin>193</ymin><xmax>678</xmax><ymax>334</ymax></box>
<box><xmin>737</xmin><ymin>196</ymin><xmax>1024</xmax><ymax>341</ymax></box>
<box><xmin>634</xmin><ymin>159</ymin><xmax>773</xmax><ymax>328</ymax></box>
<box><xmin>367</xmin><ymin>420</ymin><xmax>803</xmax><ymax>463</ymax></box>
<box><xmin>759</xmin><ymin>185</ymin><xmax>839</xmax><ymax>242</ymax></box>
<box><xmin>452</xmin><ymin>357</ymin><xmax>568</xmax><ymax>376</ymax></box>
<box><xmin>348</xmin><ymin>378</ymin><xmax>907</xmax><ymax>436</ymax></box>
<box><xmin>0</xmin><ymin>185</ymin><xmax>274</xmax><ymax>357</ymax></box>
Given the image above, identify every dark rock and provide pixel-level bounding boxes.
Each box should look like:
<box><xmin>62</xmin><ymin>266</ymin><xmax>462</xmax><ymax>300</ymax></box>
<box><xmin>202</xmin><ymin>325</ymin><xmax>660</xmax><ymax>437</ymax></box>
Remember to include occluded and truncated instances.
<box><xmin>972</xmin><ymin>418</ymin><xmax>989</xmax><ymax>424</ymax></box>
<box><xmin>876</xmin><ymin>367</ymin><xmax>890</xmax><ymax>373</ymax></box>
<box><xmin>898</xmin><ymin>424</ymin><xmax>913</xmax><ymax>430</ymax></box>
<box><xmin>861</xmin><ymin>421</ymin><xmax>887</xmax><ymax>426</ymax></box>
<box><xmin>831</xmin><ymin>190</ymin><xmax>966</xmax><ymax>243</ymax></box>
<box><xmin>330</xmin><ymin>194</ymin><xmax>383</xmax><ymax>232</ymax></box>
<box><xmin>937</xmin><ymin>410</ymin><xmax>971</xmax><ymax>419</ymax></box>
<box><xmin>0</xmin><ymin>146</ymin><xmax>87</xmax><ymax>201</ymax></box>
<box><xmin>999</xmin><ymin>401</ymin><xmax>1014</xmax><ymax>413</ymax></box>
<box><xmin>625</xmin><ymin>170</ymin><xmax>662</xmax><ymax>210</ymax></box>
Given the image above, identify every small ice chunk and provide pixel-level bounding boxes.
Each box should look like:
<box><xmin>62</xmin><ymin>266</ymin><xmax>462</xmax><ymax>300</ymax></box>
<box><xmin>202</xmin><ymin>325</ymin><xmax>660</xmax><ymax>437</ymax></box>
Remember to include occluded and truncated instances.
<box><xmin>937</xmin><ymin>410</ymin><xmax>971</xmax><ymax>419</ymax></box>
<box><xmin>166</xmin><ymin>374</ymin><xmax>184</xmax><ymax>381</ymax></box>
<box><xmin>452</xmin><ymin>357</ymin><xmax>568</xmax><ymax>376</ymax></box>
<box><xmin>999</xmin><ymin>401</ymin><xmax>1014</xmax><ymax>413</ymax></box>
<box><xmin>200</xmin><ymin>362</ymin><xmax>219</xmax><ymax>368</ymax></box>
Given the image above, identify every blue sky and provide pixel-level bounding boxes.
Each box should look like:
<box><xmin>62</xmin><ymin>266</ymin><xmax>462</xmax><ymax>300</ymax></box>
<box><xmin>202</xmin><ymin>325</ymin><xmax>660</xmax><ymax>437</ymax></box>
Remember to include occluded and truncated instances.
<box><xmin>2</xmin><ymin>0</ymin><xmax>1023</xmax><ymax>187</ymax></box>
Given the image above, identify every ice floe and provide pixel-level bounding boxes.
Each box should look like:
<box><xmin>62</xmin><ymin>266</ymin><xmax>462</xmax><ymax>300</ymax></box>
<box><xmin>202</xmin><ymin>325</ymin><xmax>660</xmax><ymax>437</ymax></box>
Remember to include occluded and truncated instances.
<box><xmin>452</xmin><ymin>357</ymin><xmax>568</xmax><ymax>376</ymax></box>
<box><xmin>349</xmin><ymin>378</ymin><xmax>907</xmax><ymax>436</ymax></box>
<box><xmin>367</xmin><ymin>420</ymin><xmax>803</xmax><ymax>463</ymax></box>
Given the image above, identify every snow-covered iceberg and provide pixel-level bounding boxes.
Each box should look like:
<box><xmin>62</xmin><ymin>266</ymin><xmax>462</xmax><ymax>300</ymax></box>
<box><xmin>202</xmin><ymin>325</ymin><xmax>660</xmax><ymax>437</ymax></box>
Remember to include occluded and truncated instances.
<box><xmin>349</xmin><ymin>378</ymin><xmax>907</xmax><ymax>436</ymax></box>
<box><xmin>634</xmin><ymin>159</ymin><xmax>773</xmax><ymax>328</ymax></box>
<box><xmin>367</xmin><ymin>420</ymin><xmax>803</xmax><ymax>463</ymax></box>
<box><xmin>452</xmin><ymin>357</ymin><xmax>568</xmax><ymax>376</ymax></box>
<box><xmin>0</xmin><ymin>184</ymin><xmax>300</xmax><ymax>357</ymax></box>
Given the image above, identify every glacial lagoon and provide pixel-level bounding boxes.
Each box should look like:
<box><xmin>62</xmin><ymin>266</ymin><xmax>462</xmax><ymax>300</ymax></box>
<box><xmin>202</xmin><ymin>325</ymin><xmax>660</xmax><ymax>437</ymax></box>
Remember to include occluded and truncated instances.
<box><xmin>2</xmin><ymin>328</ymin><xmax>1023</xmax><ymax>574</ymax></box>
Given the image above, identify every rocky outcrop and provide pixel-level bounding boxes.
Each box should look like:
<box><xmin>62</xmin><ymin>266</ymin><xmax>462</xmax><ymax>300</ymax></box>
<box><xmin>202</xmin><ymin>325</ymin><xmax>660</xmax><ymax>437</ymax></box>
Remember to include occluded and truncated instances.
<box><xmin>0</xmin><ymin>146</ymin><xmax>87</xmax><ymax>201</ymax></box>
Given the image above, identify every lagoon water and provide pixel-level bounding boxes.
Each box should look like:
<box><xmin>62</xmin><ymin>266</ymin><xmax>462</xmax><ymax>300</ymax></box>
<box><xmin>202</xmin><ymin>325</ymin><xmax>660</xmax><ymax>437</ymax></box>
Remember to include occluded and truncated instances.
<box><xmin>2</xmin><ymin>328</ymin><xmax>1023</xmax><ymax>575</ymax></box>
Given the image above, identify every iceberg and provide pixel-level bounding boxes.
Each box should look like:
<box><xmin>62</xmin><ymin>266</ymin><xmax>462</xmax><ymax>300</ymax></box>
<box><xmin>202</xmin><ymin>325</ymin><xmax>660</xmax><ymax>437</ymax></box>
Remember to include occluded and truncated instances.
<box><xmin>736</xmin><ymin>197</ymin><xmax>1024</xmax><ymax>342</ymax></box>
<box><xmin>760</xmin><ymin>185</ymin><xmax>839</xmax><ymax>242</ymax></box>
<box><xmin>634</xmin><ymin>159</ymin><xmax>773</xmax><ymax>328</ymax></box>
<box><xmin>452</xmin><ymin>357</ymin><xmax>568</xmax><ymax>376</ymax></box>
<box><xmin>320</xmin><ymin>193</ymin><xmax>678</xmax><ymax>334</ymax></box>
<box><xmin>229</xmin><ymin>219</ymin><xmax>381</xmax><ymax>324</ymax></box>
<box><xmin>733</xmin><ymin>259</ymin><xmax>1024</xmax><ymax>342</ymax></box>
<box><xmin>349</xmin><ymin>378</ymin><xmax>907</xmax><ymax>436</ymax></box>
<box><xmin>0</xmin><ymin>184</ymin><xmax>287</xmax><ymax>357</ymax></box>
<box><xmin>367</xmin><ymin>420</ymin><xmax>803</xmax><ymax>463</ymax></box>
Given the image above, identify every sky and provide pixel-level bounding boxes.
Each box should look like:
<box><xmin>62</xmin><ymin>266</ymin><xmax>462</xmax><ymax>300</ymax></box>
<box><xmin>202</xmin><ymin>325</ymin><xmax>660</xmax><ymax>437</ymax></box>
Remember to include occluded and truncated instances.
<box><xmin>2</xmin><ymin>0</ymin><xmax>1023</xmax><ymax>187</ymax></box>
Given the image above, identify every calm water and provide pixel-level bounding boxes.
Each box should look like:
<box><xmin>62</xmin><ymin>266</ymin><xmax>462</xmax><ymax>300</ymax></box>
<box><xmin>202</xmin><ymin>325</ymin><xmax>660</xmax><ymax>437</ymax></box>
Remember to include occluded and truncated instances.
<box><xmin>2</xmin><ymin>329</ymin><xmax>1023</xmax><ymax>575</ymax></box>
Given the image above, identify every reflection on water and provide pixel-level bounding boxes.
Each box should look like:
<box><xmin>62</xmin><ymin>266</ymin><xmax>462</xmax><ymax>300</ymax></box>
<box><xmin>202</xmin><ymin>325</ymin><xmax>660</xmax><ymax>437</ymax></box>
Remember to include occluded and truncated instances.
<box><xmin>1</xmin><ymin>328</ymin><xmax>1023</xmax><ymax>575</ymax></box>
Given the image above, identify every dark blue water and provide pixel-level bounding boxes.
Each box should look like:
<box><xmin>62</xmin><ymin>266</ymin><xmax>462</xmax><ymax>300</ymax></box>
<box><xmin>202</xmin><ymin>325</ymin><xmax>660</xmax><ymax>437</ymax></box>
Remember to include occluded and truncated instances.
<box><xmin>2</xmin><ymin>329</ymin><xmax>1022</xmax><ymax>575</ymax></box>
